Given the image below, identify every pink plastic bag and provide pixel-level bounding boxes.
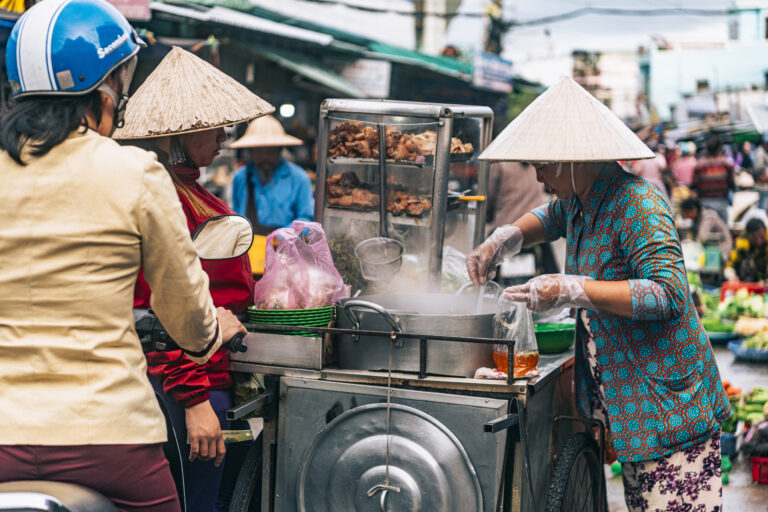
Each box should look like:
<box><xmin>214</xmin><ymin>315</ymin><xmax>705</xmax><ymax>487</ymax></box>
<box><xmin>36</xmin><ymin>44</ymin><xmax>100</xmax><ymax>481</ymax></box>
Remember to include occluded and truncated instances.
<box><xmin>253</xmin><ymin>221</ymin><xmax>348</xmax><ymax>309</ymax></box>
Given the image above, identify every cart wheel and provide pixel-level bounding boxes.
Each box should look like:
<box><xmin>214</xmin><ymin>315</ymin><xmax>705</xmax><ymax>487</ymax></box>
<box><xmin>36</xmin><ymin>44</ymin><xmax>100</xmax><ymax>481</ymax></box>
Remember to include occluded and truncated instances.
<box><xmin>545</xmin><ymin>432</ymin><xmax>602</xmax><ymax>512</ymax></box>
<box><xmin>228</xmin><ymin>440</ymin><xmax>263</xmax><ymax>512</ymax></box>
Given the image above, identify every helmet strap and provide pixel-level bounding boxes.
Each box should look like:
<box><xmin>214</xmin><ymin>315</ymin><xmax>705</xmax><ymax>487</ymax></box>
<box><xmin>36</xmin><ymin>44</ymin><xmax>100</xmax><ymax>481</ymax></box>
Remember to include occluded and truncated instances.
<box><xmin>96</xmin><ymin>56</ymin><xmax>137</xmax><ymax>129</ymax></box>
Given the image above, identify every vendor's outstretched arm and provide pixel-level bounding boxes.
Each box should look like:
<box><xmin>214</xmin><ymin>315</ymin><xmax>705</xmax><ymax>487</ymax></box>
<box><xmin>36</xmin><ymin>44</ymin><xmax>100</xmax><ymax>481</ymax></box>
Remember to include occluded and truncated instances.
<box><xmin>467</xmin><ymin>212</ymin><xmax>547</xmax><ymax>285</ymax></box>
<box><xmin>512</xmin><ymin>212</ymin><xmax>548</xmax><ymax>248</ymax></box>
<box><xmin>583</xmin><ymin>280</ymin><xmax>633</xmax><ymax>318</ymax></box>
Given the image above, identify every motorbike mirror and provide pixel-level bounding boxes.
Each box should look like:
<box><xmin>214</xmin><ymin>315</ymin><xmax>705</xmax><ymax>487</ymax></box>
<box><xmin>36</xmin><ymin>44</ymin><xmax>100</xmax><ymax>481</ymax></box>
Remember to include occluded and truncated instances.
<box><xmin>191</xmin><ymin>214</ymin><xmax>254</xmax><ymax>260</ymax></box>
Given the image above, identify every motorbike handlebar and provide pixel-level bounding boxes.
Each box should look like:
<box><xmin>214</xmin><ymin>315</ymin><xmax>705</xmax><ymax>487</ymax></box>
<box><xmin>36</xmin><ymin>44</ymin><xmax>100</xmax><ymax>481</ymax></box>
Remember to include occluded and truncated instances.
<box><xmin>134</xmin><ymin>308</ymin><xmax>247</xmax><ymax>355</ymax></box>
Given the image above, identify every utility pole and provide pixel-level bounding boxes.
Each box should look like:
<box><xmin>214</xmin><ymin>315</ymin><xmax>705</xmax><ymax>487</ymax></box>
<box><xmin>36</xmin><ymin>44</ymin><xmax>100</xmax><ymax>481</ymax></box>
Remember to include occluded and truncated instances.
<box><xmin>484</xmin><ymin>0</ymin><xmax>512</xmax><ymax>55</ymax></box>
<box><xmin>414</xmin><ymin>0</ymin><xmax>425</xmax><ymax>51</ymax></box>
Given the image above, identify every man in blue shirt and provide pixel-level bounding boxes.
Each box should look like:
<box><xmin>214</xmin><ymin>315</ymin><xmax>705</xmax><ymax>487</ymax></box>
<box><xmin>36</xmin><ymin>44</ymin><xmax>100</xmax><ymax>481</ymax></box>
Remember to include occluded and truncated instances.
<box><xmin>230</xmin><ymin>115</ymin><xmax>314</xmax><ymax>235</ymax></box>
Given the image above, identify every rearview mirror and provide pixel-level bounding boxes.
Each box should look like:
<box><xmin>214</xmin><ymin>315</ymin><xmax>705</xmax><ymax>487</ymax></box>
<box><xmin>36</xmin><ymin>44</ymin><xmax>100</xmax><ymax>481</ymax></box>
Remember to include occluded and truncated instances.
<box><xmin>192</xmin><ymin>214</ymin><xmax>254</xmax><ymax>260</ymax></box>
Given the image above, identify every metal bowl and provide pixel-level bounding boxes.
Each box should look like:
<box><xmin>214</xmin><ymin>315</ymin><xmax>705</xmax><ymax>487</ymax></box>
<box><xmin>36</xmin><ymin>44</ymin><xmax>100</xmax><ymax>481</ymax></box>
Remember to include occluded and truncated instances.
<box><xmin>354</xmin><ymin>237</ymin><xmax>404</xmax><ymax>281</ymax></box>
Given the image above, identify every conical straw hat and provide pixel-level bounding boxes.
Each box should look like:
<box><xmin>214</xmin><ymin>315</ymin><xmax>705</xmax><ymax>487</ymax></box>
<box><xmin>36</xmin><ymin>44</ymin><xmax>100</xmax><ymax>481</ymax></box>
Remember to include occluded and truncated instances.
<box><xmin>479</xmin><ymin>76</ymin><xmax>653</xmax><ymax>162</ymax></box>
<box><xmin>228</xmin><ymin>115</ymin><xmax>303</xmax><ymax>148</ymax></box>
<box><xmin>114</xmin><ymin>47</ymin><xmax>274</xmax><ymax>140</ymax></box>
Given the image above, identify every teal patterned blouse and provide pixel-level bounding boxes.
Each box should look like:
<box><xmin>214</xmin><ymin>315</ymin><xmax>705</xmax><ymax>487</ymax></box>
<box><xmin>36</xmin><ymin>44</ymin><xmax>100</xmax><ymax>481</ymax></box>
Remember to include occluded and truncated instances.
<box><xmin>532</xmin><ymin>163</ymin><xmax>732</xmax><ymax>463</ymax></box>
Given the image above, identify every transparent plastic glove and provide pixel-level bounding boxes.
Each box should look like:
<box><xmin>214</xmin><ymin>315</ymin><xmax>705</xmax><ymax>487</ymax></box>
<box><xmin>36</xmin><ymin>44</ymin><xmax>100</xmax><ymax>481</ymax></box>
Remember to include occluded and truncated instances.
<box><xmin>503</xmin><ymin>274</ymin><xmax>593</xmax><ymax>314</ymax></box>
<box><xmin>724</xmin><ymin>267</ymin><xmax>738</xmax><ymax>283</ymax></box>
<box><xmin>466</xmin><ymin>225</ymin><xmax>523</xmax><ymax>285</ymax></box>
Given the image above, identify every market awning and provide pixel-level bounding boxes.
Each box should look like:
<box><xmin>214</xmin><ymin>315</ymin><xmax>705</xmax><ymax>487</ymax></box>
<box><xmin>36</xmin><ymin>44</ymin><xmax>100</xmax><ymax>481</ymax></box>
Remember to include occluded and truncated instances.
<box><xmin>745</xmin><ymin>102</ymin><xmax>768</xmax><ymax>134</ymax></box>
<box><xmin>246</xmin><ymin>45</ymin><xmax>365</xmax><ymax>98</ymax></box>
<box><xmin>149</xmin><ymin>3</ymin><xmax>333</xmax><ymax>46</ymax></box>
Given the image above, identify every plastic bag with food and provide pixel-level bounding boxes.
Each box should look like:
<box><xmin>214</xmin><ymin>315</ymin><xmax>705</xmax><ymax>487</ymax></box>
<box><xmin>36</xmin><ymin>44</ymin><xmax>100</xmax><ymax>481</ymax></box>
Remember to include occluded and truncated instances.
<box><xmin>253</xmin><ymin>221</ymin><xmax>348</xmax><ymax>309</ymax></box>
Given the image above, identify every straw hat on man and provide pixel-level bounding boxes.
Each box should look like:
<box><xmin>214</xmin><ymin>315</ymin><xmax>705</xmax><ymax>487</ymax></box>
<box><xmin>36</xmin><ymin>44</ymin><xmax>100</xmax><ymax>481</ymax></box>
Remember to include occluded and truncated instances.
<box><xmin>467</xmin><ymin>76</ymin><xmax>731</xmax><ymax>512</ymax></box>
<box><xmin>228</xmin><ymin>115</ymin><xmax>314</xmax><ymax>236</ymax></box>
<box><xmin>113</xmin><ymin>45</ymin><xmax>273</xmax><ymax>511</ymax></box>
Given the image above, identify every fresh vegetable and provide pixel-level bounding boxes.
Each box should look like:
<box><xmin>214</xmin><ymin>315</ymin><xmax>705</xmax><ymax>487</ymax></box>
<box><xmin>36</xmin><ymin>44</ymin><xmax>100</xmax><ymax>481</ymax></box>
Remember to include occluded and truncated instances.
<box><xmin>700</xmin><ymin>291</ymin><xmax>720</xmax><ymax>313</ymax></box>
<box><xmin>744</xmin><ymin>332</ymin><xmax>768</xmax><ymax>350</ymax></box>
<box><xmin>718</xmin><ymin>289</ymin><xmax>767</xmax><ymax>320</ymax></box>
<box><xmin>722</xmin><ymin>474</ymin><xmax>729</xmax><ymax>485</ymax></box>
<box><xmin>701</xmin><ymin>317</ymin><xmax>735</xmax><ymax>333</ymax></box>
<box><xmin>731</xmin><ymin>385</ymin><xmax>768</xmax><ymax>425</ymax></box>
<box><xmin>723</xmin><ymin>381</ymin><xmax>742</xmax><ymax>398</ymax></box>
<box><xmin>721</xmin><ymin>416</ymin><xmax>737</xmax><ymax>433</ymax></box>
<box><xmin>722</xmin><ymin>455</ymin><xmax>732</xmax><ymax>473</ymax></box>
<box><xmin>734</xmin><ymin>316</ymin><xmax>768</xmax><ymax>337</ymax></box>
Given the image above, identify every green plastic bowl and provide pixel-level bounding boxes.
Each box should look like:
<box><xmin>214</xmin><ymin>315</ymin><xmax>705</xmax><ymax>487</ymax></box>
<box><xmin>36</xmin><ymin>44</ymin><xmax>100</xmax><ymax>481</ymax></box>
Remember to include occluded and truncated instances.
<box><xmin>535</xmin><ymin>323</ymin><xmax>575</xmax><ymax>354</ymax></box>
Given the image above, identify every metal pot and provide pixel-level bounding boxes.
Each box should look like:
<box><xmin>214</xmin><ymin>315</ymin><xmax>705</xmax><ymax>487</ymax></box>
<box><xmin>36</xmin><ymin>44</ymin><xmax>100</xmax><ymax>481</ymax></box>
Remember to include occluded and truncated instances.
<box><xmin>336</xmin><ymin>290</ymin><xmax>498</xmax><ymax>378</ymax></box>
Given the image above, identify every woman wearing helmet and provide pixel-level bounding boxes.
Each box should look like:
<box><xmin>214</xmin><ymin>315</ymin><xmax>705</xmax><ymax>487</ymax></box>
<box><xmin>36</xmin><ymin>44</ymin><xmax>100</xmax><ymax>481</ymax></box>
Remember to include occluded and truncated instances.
<box><xmin>113</xmin><ymin>46</ymin><xmax>273</xmax><ymax>512</ymax></box>
<box><xmin>0</xmin><ymin>1</ymin><xmax>245</xmax><ymax>510</ymax></box>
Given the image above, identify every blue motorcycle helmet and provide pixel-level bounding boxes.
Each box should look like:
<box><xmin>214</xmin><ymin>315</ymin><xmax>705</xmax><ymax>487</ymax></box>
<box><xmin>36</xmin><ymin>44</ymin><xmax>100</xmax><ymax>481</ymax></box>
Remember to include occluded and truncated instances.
<box><xmin>5</xmin><ymin>0</ymin><xmax>145</xmax><ymax>125</ymax></box>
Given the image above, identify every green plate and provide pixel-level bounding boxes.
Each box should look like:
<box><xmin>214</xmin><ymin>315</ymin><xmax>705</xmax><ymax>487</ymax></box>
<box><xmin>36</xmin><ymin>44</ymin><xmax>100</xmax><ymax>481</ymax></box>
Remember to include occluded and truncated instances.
<box><xmin>247</xmin><ymin>306</ymin><xmax>335</xmax><ymax>314</ymax></box>
<box><xmin>535</xmin><ymin>323</ymin><xmax>575</xmax><ymax>354</ymax></box>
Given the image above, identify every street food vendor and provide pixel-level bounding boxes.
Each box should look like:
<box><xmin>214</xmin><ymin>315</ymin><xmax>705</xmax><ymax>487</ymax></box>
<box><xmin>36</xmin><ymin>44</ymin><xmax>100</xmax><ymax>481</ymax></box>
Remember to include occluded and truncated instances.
<box><xmin>230</xmin><ymin>115</ymin><xmax>315</xmax><ymax>234</ymax></box>
<box><xmin>467</xmin><ymin>76</ymin><xmax>732</xmax><ymax>512</ymax></box>
<box><xmin>725</xmin><ymin>218</ymin><xmax>768</xmax><ymax>283</ymax></box>
<box><xmin>680</xmin><ymin>197</ymin><xmax>732</xmax><ymax>263</ymax></box>
<box><xmin>114</xmin><ymin>46</ymin><xmax>273</xmax><ymax>511</ymax></box>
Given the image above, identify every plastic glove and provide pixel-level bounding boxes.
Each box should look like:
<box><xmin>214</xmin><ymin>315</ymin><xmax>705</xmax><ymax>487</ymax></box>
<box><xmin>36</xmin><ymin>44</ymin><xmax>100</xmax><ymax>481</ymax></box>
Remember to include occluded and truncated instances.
<box><xmin>724</xmin><ymin>267</ymin><xmax>738</xmax><ymax>283</ymax></box>
<box><xmin>503</xmin><ymin>274</ymin><xmax>593</xmax><ymax>314</ymax></box>
<box><xmin>466</xmin><ymin>225</ymin><xmax>523</xmax><ymax>285</ymax></box>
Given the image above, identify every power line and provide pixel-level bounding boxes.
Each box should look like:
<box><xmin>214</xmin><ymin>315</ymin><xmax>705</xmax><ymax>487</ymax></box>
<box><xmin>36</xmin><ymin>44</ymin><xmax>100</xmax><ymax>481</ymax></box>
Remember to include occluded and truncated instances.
<box><xmin>285</xmin><ymin>0</ymin><xmax>735</xmax><ymax>24</ymax></box>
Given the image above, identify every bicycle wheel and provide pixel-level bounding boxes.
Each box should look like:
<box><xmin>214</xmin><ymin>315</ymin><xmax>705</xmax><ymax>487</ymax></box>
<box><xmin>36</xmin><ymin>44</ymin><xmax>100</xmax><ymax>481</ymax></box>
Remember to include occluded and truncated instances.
<box><xmin>228</xmin><ymin>440</ymin><xmax>263</xmax><ymax>512</ymax></box>
<box><xmin>545</xmin><ymin>432</ymin><xmax>602</xmax><ymax>512</ymax></box>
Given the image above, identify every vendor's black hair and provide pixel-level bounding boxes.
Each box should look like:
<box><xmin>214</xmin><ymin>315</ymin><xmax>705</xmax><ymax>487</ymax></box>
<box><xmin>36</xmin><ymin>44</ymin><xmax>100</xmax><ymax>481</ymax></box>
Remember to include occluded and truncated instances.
<box><xmin>746</xmin><ymin>218</ymin><xmax>766</xmax><ymax>234</ymax></box>
<box><xmin>705</xmin><ymin>135</ymin><xmax>722</xmax><ymax>157</ymax></box>
<box><xmin>0</xmin><ymin>91</ymin><xmax>102</xmax><ymax>166</ymax></box>
<box><xmin>680</xmin><ymin>198</ymin><xmax>701</xmax><ymax>212</ymax></box>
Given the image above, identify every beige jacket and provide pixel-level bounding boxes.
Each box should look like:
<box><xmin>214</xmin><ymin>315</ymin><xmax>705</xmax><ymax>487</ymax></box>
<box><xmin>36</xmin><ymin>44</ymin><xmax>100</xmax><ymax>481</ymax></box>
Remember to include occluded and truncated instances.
<box><xmin>0</xmin><ymin>129</ymin><xmax>221</xmax><ymax>445</ymax></box>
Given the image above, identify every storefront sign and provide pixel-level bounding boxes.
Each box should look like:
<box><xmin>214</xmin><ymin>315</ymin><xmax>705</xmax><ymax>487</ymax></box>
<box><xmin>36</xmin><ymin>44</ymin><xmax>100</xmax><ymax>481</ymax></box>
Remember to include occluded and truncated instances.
<box><xmin>473</xmin><ymin>52</ymin><xmax>513</xmax><ymax>93</ymax></box>
<box><xmin>107</xmin><ymin>0</ymin><xmax>150</xmax><ymax>21</ymax></box>
<box><xmin>340</xmin><ymin>59</ymin><xmax>391</xmax><ymax>98</ymax></box>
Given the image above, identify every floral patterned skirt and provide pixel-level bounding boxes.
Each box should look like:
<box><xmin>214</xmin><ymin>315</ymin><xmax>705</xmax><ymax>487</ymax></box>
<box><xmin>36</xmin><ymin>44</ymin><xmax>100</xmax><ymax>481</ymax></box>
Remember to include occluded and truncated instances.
<box><xmin>579</xmin><ymin>312</ymin><xmax>722</xmax><ymax>512</ymax></box>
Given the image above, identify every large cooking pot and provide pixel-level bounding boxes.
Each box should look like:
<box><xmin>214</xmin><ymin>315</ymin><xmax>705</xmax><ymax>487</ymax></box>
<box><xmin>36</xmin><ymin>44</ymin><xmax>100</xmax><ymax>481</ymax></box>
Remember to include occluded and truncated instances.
<box><xmin>336</xmin><ymin>288</ymin><xmax>499</xmax><ymax>378</ymax></box>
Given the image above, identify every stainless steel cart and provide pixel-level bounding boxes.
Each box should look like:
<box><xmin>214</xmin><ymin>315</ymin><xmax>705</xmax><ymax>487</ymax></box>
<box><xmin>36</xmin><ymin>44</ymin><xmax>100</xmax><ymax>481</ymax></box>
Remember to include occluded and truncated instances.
<box><xmin>230</xmin><ymin>331</ymin><xmax>604</xmax><ymax>512</ymax></box>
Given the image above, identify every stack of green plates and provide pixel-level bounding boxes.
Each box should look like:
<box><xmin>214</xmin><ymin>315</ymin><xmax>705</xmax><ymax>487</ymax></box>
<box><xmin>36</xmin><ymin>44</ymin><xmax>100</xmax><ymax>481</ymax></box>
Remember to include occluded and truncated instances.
<box><xmin>247</xmin><ymin>306</ymin><xmax>335</xmax><ymax>337</ymax></box>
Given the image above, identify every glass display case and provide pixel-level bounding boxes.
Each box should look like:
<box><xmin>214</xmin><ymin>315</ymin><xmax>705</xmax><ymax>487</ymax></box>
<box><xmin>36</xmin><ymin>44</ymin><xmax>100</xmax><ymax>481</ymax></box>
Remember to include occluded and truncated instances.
<box><xmin>315</xmin><ymin>99</ymin><xmax>493</xmax><ymax>293</ymax></box>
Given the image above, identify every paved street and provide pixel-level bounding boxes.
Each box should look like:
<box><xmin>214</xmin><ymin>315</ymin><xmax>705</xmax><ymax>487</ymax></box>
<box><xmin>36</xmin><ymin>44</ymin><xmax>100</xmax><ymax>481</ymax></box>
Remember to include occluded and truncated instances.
<box><xmin>607</xmin><ymin>345</ymin><xmax>768</xmax><ymax>511</ymax></box>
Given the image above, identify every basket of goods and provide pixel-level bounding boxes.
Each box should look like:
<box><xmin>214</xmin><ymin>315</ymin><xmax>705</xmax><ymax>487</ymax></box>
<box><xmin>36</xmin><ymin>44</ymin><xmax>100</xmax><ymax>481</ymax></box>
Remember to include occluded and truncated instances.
<box><xmin>729</xmin><ymin>319</ymin><xmax>768</xmax><ymax>362</ymax></box>
<box><xmin>740</xmin><ymin>394</ymin><xmax>768</xmax><ymax>484</ymax></box>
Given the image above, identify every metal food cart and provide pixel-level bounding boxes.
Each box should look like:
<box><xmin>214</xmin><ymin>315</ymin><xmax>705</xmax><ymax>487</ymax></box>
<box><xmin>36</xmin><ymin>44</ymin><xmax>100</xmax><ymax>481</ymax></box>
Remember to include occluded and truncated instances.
<box><xmin>227</xmin><ymin>100</ymin><xmax>605</xmax><ymax>512</ymax></box>
<box><xmin>230</xmin><ymin>338</ymin><xmax>598</xmax><ymax>512</ymax></box>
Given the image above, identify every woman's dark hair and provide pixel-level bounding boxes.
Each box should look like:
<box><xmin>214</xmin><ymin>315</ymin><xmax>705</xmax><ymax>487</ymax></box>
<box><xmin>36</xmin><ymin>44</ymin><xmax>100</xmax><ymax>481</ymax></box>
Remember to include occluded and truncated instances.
<box><xmin>680</xmin><ymin>198</ymin><xmax>701</xmax><ymax>212</ymax></box>
<box><xmin>705</xmin><ymin>135</ymin><xmax>722</xmax><ymax>157</ymax></box>
<box><xmin>0</xmin><ymin>92</ymin><xmax>102</xmax><ymax>165</ymax></box>
<box><xmin>746</xmin><ymin>218</ymin><xmax>765</xmax><ymax>234</ymax></box>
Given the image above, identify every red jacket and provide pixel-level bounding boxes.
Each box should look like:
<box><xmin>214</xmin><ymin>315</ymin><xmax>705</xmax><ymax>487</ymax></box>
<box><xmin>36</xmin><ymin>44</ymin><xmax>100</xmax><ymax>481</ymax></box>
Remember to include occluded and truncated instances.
<box><xmin>135</xmin><ymin>165</ymin><xmax>254</xmax><ymax>407</ymax></box>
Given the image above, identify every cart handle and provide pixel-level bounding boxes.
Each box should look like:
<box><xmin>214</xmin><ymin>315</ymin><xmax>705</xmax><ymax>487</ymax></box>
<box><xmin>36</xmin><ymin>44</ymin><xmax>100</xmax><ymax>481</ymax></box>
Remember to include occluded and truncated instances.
<box><xmin>340</xmin><ymin>300</ymin><xmax>404</xmax><ymax>346</ymax></box>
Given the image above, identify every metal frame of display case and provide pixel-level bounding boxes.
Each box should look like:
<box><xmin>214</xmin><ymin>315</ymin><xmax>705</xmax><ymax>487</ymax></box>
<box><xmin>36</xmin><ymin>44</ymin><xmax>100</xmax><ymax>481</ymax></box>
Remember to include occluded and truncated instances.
<box><xmin>314</xmin><ymin>99</ymin><xmax>494</xmax><ymax>287</ymax></box>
